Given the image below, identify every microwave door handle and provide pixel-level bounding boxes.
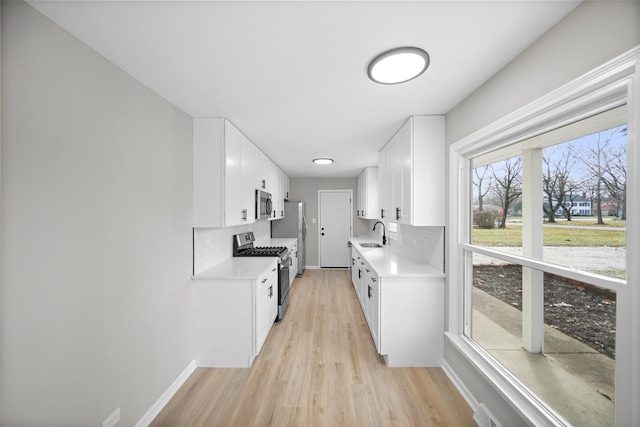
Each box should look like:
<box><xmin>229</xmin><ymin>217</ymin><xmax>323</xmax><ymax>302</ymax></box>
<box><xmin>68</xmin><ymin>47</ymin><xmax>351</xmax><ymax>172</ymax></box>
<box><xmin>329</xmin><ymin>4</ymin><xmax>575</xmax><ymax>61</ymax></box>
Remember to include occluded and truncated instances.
<box><xmin>266</xmin><ymin>197</ymin><xmax>273</xmax><ymax>216</ymax></box>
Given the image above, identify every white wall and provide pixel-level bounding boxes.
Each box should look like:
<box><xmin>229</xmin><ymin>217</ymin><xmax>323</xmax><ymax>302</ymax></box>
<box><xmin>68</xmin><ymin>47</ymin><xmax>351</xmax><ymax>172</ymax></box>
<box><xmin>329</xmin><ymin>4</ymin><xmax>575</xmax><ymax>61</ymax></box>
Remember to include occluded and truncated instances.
<box><xmin>1</xmin><ymin>2</ymin><xmax>193</xmax><ymax>425</ymax></box>
<box><xmin>444</xmin><ymin>1</ymin><xmax>640</xmax><ymax>424</ymax></box>
<box><xmin>290</xmin><ymin>178</ymin><xmax>363</xmax><ymax>268</ymax></box>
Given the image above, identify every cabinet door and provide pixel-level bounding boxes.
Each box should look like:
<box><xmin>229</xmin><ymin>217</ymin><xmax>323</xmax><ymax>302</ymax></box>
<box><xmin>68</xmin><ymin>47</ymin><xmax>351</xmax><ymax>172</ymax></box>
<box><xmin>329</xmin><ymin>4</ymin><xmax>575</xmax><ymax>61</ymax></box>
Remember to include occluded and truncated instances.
<box><xmin>378</xmin><ymin>147</ymin><xmax>391</xmax><ymax>221</ymax></box>
<box><xmin>255</xmin><ymin>150</ymin><xmax>268</xmax><ymax>191</ymax></box>
<box><xmin>289</xmin><ymin>242</ymin><xmax>297</xmax><ymax>286</ymax></box>
<box><xmin>390</xmin><ymin>125</ymin><xmax>406</xmax><ymax>222</ymax></box>
<box><xmin>398</xmin><ymin>119</ymin><xmax>413</xmax><ymax>225</ymax></box>
<box><xmin>256</xmin><ymin>263</ymin><xmax>278</xmax><ymax>354</ymax></box>
<box><xmin>366</xmin><ymin>274</ymin><xmax>380</xmax><ymax>352</ymax></box>
<box><xmin>224</xmin><ymin>122</ymin><xmax>255</xmax><ymax>226</ymax></box>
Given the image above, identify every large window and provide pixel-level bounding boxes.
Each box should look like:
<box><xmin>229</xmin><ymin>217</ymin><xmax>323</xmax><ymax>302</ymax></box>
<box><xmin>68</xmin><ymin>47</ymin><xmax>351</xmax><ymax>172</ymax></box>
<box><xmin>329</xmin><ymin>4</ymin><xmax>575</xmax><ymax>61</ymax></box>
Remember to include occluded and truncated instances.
<box><xmin>469</xmin><ymin>110</ymin><xmax>626</xmax><ymax>426</ymax></box>
<box><xmin>448</xmin><ymin>48</ymin><xmax>639</xmax><ymax>427</ymax></box>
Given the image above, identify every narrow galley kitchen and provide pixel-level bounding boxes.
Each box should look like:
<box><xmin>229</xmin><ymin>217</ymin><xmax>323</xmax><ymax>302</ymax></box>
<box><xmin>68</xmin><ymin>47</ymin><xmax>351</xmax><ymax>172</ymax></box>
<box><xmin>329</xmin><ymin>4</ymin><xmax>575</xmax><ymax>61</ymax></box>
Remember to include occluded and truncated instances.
<box><xmin>151</xmin><ymin>269</ymin><xmax>475</xmax><ymax>426</ymax></box>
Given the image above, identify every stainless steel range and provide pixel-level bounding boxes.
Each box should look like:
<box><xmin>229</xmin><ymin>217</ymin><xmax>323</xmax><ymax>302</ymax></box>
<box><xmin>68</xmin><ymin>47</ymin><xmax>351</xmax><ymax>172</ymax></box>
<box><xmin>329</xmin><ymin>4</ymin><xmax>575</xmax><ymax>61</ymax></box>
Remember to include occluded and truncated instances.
<box><xmin>233</xmin><ymin>232</ymin><xmax>291</xmax><ymax>321</ymax></box>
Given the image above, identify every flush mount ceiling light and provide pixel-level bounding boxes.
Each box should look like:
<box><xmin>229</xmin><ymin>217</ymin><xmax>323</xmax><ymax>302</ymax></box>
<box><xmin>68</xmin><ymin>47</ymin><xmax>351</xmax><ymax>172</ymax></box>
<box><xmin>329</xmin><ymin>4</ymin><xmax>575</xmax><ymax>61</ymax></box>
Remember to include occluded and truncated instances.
<box><xmin>313</xmin><ymin>158</ymin><xmax>334</xmax><ymax>165</ymax></box>
<box><xmin>367</xmin><ymin>47</ymin><xmax>430</xmax><ymax>85</ymax></box>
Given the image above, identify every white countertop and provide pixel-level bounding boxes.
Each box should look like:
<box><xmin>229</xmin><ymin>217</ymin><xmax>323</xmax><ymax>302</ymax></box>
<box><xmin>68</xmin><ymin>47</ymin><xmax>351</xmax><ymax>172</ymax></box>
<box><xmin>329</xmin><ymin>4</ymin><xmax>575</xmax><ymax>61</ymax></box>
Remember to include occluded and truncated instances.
<box><xmin>350</xmin><ymin>237</ymin><xmax>445</xmax><ymax>278</ymax></box>
<box><xmin>192</xmin><ymin>257</ymin><xmax>278</xmax><ymax>280</ymax></box>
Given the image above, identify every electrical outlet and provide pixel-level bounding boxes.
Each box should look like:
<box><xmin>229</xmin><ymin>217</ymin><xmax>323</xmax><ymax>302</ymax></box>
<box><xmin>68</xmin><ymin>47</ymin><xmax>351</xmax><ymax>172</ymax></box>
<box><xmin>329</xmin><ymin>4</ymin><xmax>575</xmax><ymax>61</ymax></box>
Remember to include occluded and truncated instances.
<box><xmin>102</xmin><ymin>407</ymin><xmax>120</xmax><ymax>427</ymax></box>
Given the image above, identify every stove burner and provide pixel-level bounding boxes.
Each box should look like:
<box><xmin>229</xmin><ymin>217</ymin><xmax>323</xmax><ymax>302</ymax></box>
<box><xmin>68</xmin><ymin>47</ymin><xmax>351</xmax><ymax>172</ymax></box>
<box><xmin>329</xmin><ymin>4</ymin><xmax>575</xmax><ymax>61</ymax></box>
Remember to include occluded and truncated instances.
<box><xmin>238</xmin><ymin>246</ymin><xmax>287</xmax><ymax>257</ymax></box>
<box><xmin>232</xmin><ymin>231</ymin><xmax>288</xmax><ymax>260</ymax></box>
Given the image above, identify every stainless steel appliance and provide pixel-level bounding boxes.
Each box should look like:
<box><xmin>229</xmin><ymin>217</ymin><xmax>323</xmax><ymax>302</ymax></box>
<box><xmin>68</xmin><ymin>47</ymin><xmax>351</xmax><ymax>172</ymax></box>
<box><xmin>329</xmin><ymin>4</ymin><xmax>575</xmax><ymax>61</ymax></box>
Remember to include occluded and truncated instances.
<box><xmin>256</xmin><ymin>190</ymin><xmax>273</xmax><ymax>220</ymax></box>
<box><xmin>233</xmin><ymin>231</ymin><xmax>291</xmax><ymax>321</ymax></box>
<box><xmin>271</xmin><ymin>200</ymin><xmax>307</xmax><ymax>276</ymax></box>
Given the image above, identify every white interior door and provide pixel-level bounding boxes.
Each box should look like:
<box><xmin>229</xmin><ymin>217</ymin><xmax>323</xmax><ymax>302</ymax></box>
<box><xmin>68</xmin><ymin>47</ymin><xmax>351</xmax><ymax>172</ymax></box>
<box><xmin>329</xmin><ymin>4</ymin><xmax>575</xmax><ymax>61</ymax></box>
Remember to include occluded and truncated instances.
<box><xmin>319</xmin><ymin>191</ymin><xmax>352</xmax><ymax>268</ymax></box>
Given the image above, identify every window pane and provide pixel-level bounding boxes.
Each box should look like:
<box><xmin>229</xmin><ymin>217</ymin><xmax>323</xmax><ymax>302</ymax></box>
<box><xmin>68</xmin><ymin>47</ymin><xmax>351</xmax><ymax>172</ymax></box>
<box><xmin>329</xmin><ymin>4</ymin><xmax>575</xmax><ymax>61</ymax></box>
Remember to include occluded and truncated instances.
<box><xmin>541</xmin><ymin>125</ymin><xmax>627</xmax><ymax>279</ymax></box>
<box><xmin>471</xmin><ymin>155</ymin><xmax>523</xmax><ymax>254</ymax></box>
<box><xmin>470</xmin><ymin>252</ymin><xmax>616</xmax><ymax>426</ymax></box>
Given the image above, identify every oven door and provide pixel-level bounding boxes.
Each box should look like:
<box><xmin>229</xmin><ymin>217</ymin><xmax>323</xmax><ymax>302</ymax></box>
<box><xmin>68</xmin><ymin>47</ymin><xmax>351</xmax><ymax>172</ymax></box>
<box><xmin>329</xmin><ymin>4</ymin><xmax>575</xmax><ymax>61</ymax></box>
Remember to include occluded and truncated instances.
<box><xmin>277</xmin><ymin>255</ymin><xmax>291</xmax><ymax>321</ymax></box>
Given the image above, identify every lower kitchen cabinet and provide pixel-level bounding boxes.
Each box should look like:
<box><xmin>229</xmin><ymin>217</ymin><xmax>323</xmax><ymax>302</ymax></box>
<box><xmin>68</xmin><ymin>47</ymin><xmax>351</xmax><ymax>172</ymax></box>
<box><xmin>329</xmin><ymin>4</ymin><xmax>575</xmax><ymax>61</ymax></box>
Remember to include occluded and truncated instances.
<box><xmin>193</xmin><ymin>259</ymin><xmax>278</xmax><ymax>368</ymax></box>
<box><xmin>378</xmin><ymin>276</ymin><xmax>443</xmax><ymax>367</ymax></box>
<box><xmin>351</xmin><ymin>244</ymin><xmax>444</xmax><ymax>367</ymax></box>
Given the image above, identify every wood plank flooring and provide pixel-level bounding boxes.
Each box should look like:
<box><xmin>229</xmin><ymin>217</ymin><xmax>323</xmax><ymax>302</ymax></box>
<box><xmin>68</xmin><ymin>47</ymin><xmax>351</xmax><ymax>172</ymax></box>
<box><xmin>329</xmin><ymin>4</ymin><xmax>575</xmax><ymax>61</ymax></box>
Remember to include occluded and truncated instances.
<box><xmin>151</xmin><ymin>269</ymin><xmax>474</xmax><ymax>426</ymax></box>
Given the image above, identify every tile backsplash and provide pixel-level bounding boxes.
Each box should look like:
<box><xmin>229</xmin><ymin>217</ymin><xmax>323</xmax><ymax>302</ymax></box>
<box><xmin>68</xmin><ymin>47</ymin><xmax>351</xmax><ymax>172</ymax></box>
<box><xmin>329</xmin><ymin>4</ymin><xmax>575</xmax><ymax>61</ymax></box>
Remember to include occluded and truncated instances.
<box><xmin>193</xmin><ymin>220</ymin><xmax>271</xmax><ymax>274</ymax></box>
<box><xmin>360</xmin><ymin>221</ymin><xmax>444</xmax><ymax>273</ymax></box>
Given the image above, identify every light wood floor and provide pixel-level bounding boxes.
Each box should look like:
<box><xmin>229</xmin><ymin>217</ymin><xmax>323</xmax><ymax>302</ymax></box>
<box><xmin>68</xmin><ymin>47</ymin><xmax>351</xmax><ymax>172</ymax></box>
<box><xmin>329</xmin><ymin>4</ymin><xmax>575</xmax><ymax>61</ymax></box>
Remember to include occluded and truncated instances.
<box><xmin>151</xmin><ymin>269</ymin><xmax>475</xmax><ymax>426</ymax></box>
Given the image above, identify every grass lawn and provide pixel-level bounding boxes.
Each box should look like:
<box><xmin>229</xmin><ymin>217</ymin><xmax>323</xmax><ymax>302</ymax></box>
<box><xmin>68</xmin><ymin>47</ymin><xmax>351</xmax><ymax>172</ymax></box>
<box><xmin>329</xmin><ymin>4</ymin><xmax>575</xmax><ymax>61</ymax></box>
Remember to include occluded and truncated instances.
<box><xmin>473</xmin><ymin>225</ymin><xmax>626</xmax><ymax>247</ymax></box>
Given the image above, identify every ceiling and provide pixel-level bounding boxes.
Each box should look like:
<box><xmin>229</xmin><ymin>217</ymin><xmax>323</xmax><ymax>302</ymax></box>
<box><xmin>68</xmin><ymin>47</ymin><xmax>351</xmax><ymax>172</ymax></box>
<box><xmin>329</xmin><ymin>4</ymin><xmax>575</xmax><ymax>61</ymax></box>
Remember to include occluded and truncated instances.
<box><xmin>27</xmin><ymin>0</ymin><xmax>581</xmax><ymax>178</ymax></box>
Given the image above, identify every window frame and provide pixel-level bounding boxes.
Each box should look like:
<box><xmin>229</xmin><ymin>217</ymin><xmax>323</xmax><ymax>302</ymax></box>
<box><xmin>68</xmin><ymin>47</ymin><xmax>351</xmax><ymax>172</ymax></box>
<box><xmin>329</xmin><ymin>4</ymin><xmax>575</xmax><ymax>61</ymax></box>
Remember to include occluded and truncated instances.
<box><xmin>447</xmin><ymin>46</ymin><xmax>640</xmax><ymax>426</ymax></box>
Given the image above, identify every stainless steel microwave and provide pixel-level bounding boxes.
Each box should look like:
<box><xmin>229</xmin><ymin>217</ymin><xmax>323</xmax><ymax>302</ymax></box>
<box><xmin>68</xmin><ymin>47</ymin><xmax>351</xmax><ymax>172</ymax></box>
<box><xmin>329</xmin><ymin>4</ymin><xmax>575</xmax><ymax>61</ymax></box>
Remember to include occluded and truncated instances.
<box><xmin>256</xmin><ymin>189</ymin><xmax>273</xmax><ymax>219</ymax></box>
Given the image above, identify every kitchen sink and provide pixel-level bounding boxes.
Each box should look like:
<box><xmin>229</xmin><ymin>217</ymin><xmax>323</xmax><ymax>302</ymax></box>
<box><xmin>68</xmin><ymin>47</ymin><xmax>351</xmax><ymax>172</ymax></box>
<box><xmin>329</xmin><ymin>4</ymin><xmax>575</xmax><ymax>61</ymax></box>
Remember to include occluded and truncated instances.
<box><xmin>359</xmin><ymin>243</ymin><xmax>383</xmax><ymax>248</ymax></box>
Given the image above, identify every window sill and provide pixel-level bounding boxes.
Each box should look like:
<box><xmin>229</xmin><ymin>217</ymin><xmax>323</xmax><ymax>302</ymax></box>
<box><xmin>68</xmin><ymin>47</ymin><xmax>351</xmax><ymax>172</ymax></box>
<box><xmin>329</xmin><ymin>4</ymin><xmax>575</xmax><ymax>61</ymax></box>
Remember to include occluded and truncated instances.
<box><xmin>445</xmin><ymin>332</ymin><xmax>570</xmax><ymax>427</ymax></box>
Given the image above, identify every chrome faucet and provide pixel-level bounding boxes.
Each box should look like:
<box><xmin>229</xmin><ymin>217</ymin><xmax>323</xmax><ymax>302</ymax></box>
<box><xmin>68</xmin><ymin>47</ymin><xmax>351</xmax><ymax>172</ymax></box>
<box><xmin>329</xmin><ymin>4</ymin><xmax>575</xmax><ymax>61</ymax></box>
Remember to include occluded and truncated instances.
<box><xmin>373</xmin><ymin>221</ymin><xmax>387</xmax><ymax>245</ymax></box>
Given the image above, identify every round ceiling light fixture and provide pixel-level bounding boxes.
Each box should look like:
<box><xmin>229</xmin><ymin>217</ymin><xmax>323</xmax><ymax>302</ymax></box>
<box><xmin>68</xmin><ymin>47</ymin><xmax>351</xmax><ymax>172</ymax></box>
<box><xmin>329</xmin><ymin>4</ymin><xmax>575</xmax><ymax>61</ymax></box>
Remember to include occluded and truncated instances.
<box><xmin>313</xmin><ymin>158</ymin><xmax>334</xmax><ymax>165</ymax></box>
<box><xmin>367</xmin><ymin>47</ymin><xmax>430</xmax><ymax>85</ymax></box>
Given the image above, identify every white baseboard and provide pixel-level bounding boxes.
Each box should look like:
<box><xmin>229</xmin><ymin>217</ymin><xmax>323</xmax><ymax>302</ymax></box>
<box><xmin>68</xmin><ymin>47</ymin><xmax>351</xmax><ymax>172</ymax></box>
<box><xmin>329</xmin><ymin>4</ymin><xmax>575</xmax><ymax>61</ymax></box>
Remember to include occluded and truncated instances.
<box><xmin>442</xmin><ymin>359</ymin><xmax>479</xmax><ymax>412</ymax></box>
<box><xmin>135</xmin><ymin>360</ymin><xmax>196</xmax><ymax>427</ymax></box>
<box><xmin>304</xmin><ymin>265</ymin><xmax>319</xmax><ymax>270</ymax></box>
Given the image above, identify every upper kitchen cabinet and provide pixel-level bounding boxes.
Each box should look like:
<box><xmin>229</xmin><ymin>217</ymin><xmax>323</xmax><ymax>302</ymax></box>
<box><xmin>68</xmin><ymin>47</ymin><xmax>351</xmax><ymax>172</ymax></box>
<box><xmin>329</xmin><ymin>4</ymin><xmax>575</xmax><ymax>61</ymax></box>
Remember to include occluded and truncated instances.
<box><xmin>193</xmin><ymin>118</ymin><xmax>255</xmax><ymax>227</ymax></box>
<box><xmin>378</xmin><ymin>116</ymin><xmax>445</xmax><ymax>226</ymax></box>
<box><xmin>357</xmin><ymin>167</ymin><xmax>379</xmax><ymax>219</ymax></box>
<box><xmin>254</xmin><ymin>149</ymin><xmax>269</xmax><ymax>192</ymax></box>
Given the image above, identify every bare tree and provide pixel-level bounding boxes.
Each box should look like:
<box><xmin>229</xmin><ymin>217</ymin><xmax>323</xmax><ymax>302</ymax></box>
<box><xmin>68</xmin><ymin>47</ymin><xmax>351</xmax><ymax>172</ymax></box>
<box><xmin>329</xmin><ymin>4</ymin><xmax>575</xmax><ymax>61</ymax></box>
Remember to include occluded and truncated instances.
<box><xmin>473</xmin><ymin>165</ymin><xmax>492</xmax><ymax>211</ymax></box>
<box><xmin>602</xmin><ymin>143</ymin><xmax>627</xmax><ymax>219</ymax></box>
<box><xmin>491</xmin><ymin>157</ymin><xmax>522</xmax><ymax>229</ymax></box>
<box><xmin>543</xmin><ymin>144</ymin><xmax>579</xmax><ymax>222</ymax></box>
<box><xmin>579</xmin><ymin>129</ymin><xmax>618</xmax><ymax>225</ymax></box>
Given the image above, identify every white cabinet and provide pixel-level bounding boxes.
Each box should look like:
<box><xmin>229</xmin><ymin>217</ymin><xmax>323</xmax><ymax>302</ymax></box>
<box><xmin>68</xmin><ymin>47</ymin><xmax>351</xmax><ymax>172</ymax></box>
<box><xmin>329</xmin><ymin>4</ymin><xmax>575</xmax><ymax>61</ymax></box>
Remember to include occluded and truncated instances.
<box><xmin>378</xmin><ymin>147</ymin><xmax>392</xmax><ymax>221</ymax></box>
<box><xmin>378</xmin><ymin>116</ymin><xmax>445</xmax><ymax>226</ymax></box>
<box><xmin>283</xmin><ymin>172</ymin><xmax>291</xmax><ymax>201</ymax></box>
<box><xmin>194</xmin><ymin>259</ymin><xmax>278</xmax><ymax>368</ymax></box>
<box><xmin>357</xmin><ymin>167</ymin><xmax>379</xmax><ymax>219</ymax></box>
<box><xmin>193</xmin><ymin>118</ymin><xmax>255</xmax><ymax>227</ymax></box>
<box><xmin>256</xmin><ymin>263</ymin><xmax>279</xmax><ymax>353</ymax></box>
<box><xmin>364</xmin><ymin>269</ymin><xmax>380</xmax><ymax>352</ymax></box>
<box><xmin>287</xmin><ymin>240</ymin><xmax>298</xmax><ymax>287</ymax></box>
<box><xmin>254</xmin><ymin>149</ymin><xmax>269</xmax><ymax>192</ymax></box>
<box><xmin>350</xmin><ymin>244</ymin><xmax>444</xmax><ymax>367</ymax></box>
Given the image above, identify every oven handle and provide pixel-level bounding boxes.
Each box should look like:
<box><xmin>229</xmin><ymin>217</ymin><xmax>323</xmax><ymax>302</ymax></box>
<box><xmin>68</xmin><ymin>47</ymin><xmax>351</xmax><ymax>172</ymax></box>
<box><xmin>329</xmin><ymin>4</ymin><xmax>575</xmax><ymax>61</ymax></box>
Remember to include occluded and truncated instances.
<box><xmin>280</xmin><ymin>256</ymin><xmax>292</xmax><ymax>269</ymax></box>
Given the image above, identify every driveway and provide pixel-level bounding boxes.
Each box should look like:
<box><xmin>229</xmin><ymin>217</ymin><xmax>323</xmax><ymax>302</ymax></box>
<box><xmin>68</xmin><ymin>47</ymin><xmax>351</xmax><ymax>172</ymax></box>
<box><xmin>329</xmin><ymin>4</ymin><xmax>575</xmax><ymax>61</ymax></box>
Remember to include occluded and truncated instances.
<box><xmin>474</xmin><ymin>246</ymin><xmax>626</xmax><ymax>273</ymax></box>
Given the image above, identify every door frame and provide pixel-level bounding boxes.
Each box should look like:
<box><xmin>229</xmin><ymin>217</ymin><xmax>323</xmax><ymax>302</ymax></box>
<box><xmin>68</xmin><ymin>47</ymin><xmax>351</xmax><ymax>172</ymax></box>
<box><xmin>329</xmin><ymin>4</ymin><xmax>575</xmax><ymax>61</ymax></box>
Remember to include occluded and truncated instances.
<box><xmin>317</xmin><ymin>189</ymin><xmax>353</xmax><ymax>268</ymax></box>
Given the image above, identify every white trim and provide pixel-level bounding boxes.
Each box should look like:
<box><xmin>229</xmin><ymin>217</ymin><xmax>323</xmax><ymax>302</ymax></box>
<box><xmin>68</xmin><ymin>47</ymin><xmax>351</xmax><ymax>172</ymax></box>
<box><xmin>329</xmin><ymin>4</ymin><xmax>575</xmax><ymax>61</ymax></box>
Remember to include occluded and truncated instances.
<box><xmin>461</xmin><ymin>243</ymin><xmax>626</xmax><ymax>292</ymax></box>
<box><xmin>442</xmin><ymin>360</ymin><xmax>479</xmax><ymax>412</ymax></box>
<box><xmin>446</xmin><ymin>333</ymin><xmax>570</xmax><ymax>427</ymax></box>
<box><xmin>135</xmin><ymin>360</ymin><xmax>196</xmax><ymax>427</ymax></box>
<box><xmin>304</xmin><ymin>265</ymin><xmax>320</xmax><ymax>270</ymax></box>
<box><xmin>448</xmin><ymin>45</ymin><xmax>640</xmax><ymax>427</ymax></box>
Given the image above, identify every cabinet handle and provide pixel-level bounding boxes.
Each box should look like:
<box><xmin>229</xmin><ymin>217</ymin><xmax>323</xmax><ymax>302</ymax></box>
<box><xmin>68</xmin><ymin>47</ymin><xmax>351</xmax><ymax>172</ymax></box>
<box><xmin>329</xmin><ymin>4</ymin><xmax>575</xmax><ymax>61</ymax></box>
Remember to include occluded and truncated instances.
<box><xmin>269</xmin><ymin>285</ymin><xmax>273</xmax><ymax>298</ymax></box>
<box><xmin>371</xmin><ymin>277</ymin><xmax>377</xmax><ymax>282</ymax></box>
<box><xmin>281</xmin><ymin>210</ymin><xmax>283</xmax><ymax>217</ymax></box>
<box><xmin>272</xmin><ymin>267</ymin><xmax>277</xmax><ymax>272</ymax></box>
<box><xmin>242</xmin><ymin>209</ymin><xmax>247</xmax><ymax>221</ymax></box>
<box><xmin>365</xmin><ymin>269</ymin><xmax>370</xmax><ymax>273</ymax></box>
<box><xmin>368</xmin><ymin>285</ymin><xmax>372</xmax><ymax>299</ymax></box>
<box><xmin>396</xmin><ymin>207</ymin><xmax>401</xmax><ymax>220</ymax></box>
<box><xmin>261</xmin><ymin>179</ymin><xmax>266</xmax><ymax>189</ymax></box>
<box><xmin>362</xmin><ymin>210</ymin><xmax>365</xmax><ymax>217</ymax></box>
<box><xmin>381</xmin><ymin>208</ymin><xmax>385</xmax><ymax>219</ymax></box>
<box><xmin>262</xmin><ymin>278</ymin><xmax>268</xmax><ymax>283</ymax></box>
<box><xmin>358</xmin><ymin>269</ymin><xmax>362</xmax><ymax>279</ymax></box>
